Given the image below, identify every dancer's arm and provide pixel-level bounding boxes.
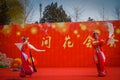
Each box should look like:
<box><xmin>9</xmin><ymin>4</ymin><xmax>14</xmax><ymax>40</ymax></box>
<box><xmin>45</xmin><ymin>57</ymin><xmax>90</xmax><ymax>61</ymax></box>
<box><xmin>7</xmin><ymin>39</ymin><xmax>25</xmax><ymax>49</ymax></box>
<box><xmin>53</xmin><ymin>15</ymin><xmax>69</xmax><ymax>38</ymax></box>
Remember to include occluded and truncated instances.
<box><xmin>28</xmin><ymin>43</ymin><xmax>45</xmax><ymax>52</ymax></box>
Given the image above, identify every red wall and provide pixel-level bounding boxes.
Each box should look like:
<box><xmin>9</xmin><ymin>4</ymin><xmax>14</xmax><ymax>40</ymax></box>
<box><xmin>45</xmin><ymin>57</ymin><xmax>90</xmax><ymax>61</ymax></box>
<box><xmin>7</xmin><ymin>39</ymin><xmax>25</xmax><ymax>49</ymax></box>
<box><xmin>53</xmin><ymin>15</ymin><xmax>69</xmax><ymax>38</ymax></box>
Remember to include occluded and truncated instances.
<box><xmin>0</xmin><ymin>20</ymin><xmax>120</xmax><ymax>67</ymax></box>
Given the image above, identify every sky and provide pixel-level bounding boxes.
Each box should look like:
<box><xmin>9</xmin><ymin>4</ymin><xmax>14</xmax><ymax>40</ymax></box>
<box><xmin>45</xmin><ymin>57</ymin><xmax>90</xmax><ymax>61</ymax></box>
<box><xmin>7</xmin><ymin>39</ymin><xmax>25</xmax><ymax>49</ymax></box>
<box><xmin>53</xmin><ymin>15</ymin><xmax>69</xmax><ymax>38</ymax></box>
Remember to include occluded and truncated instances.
<box><xmin>29</xmin><ymin>0</ymin><xmax>120</xmax><ymax>23</ymax></box>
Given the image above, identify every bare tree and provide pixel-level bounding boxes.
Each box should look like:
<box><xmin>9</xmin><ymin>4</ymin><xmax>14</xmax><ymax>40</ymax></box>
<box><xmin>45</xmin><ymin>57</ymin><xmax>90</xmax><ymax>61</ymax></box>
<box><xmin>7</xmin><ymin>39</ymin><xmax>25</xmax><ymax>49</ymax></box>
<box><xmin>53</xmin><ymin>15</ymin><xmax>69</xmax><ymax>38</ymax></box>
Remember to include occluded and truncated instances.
<box><xmin>69</xmin><ymin>6</ymin><xmax>84</xmax><ymax>22</ymax></box>
<box><xmin>67</xmin><ymin>0</ymin><xmax>85</xmax><ymax>22</ymax></box>
<box><xmin>98</xmin><ymin>5</ymin><xmax>105</xmax><ymax>21</ymax></box>
<box><xmin>20</xmin><ymin>0</ymin><xmax>35</xmax><ymax>24</ymax></box>
<box><xmin>72</xmin><ymin>6</ymin><xmax>84</xmax><ymax>22</ymax></box>
<box><xmin>113</xmin><ymin>6</ymin><xmax>120</xmax><ymax>20</ymax></box>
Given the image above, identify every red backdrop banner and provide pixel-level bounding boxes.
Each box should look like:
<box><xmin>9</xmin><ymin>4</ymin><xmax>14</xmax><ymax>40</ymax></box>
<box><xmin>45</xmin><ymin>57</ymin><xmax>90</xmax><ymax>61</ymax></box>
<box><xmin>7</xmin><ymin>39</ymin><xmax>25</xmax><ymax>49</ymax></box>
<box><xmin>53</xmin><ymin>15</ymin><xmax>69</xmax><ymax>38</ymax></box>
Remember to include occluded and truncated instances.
<box><xmin>0</xmin><ymin>20</ymin><xmax>120</xmax><ymax>67</ymax></box>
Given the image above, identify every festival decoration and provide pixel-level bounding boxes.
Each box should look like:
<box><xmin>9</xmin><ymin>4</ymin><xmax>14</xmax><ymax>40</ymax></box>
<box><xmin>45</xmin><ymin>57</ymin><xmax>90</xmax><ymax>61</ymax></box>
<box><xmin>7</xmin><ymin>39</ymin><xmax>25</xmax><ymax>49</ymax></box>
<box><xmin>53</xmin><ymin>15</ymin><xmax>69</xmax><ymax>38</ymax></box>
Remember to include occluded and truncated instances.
<box><xmin>0</xmin><ymin>52</ymin><xmax>13</xmax><ymax>68</ymax></box>
<box><xmin>0</xmin><ymin>20</ymin><xmax>120</xmax><ymax>67</ymax></box>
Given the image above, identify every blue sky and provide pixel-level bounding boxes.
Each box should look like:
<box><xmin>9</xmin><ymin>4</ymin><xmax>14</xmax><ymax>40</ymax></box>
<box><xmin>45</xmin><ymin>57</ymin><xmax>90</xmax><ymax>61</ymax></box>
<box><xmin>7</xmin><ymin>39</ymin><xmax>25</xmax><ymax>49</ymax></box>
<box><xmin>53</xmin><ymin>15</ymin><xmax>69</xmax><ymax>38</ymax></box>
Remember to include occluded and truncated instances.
<box><xmin>30</xmin><ymin>0</ymin><xmax>120</xmax><ymax>23</ymax></box>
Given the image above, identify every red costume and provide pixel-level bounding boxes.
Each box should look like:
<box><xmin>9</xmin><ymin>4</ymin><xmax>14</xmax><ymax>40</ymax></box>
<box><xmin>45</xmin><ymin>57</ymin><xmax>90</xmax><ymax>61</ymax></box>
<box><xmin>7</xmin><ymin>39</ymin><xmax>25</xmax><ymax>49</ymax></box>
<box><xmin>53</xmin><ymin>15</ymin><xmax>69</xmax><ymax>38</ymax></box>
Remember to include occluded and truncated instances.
<box><xmin>92</xmin><ymin>32</ymin><xmax>107</xmax><ymax>77</ymax></box>
<box><xmin>15</xmin><ymin>36</ymin><xmax>45</xmax><ymax>77</ymax></box>
<box><xmin>20</xmin><ymin>42</ymin><xmax>33</xmax><ymax>77</ymax></box>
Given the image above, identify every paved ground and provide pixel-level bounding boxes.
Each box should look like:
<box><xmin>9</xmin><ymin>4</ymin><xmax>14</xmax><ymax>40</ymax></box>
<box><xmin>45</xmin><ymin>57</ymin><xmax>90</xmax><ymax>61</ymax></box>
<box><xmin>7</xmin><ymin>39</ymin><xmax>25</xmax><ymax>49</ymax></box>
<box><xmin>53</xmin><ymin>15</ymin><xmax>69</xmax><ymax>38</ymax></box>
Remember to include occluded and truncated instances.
<box><xmin>0</xmin><ymin>67</ymin><xmax>120</xmax><ymax>80</ymax></box>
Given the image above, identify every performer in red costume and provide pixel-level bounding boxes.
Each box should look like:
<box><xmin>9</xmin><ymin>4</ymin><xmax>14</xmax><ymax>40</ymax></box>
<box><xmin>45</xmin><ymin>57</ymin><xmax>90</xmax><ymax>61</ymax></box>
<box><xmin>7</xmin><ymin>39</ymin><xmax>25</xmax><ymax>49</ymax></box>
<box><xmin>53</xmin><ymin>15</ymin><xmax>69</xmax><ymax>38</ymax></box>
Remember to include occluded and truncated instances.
<box><xmin>92</xmin><ymin>31</ymin><xmax>108</xmax><ymax>77</ymax></box>
<box><xmin>15</xmin><ymin>36</ymin><xmax>45</xmax><ymax>77</ymax></box>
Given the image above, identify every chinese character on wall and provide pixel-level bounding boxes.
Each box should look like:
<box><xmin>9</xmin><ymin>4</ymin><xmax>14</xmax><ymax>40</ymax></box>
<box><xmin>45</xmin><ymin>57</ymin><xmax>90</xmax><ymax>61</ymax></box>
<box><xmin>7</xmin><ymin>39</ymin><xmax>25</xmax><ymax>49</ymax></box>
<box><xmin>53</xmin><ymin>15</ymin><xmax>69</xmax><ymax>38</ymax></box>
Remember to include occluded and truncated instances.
<box><xmin>108</xmin><ymin>35</ymin><xmax>119</xmax><ymax>47</ymax></box>
<box><xmin>83</xmin><ymin>35</ymin><xmax>93</xmax><ymax>48</ymax></box>
<box><xmin>41</xmin><ymin>36</ymin><xmax>51</xmax><ymax>48</ymax></box>
<box><xmin>63</xmin><ymin>35</ymin><xmax>74</xmax><ymax>49</ymax></box>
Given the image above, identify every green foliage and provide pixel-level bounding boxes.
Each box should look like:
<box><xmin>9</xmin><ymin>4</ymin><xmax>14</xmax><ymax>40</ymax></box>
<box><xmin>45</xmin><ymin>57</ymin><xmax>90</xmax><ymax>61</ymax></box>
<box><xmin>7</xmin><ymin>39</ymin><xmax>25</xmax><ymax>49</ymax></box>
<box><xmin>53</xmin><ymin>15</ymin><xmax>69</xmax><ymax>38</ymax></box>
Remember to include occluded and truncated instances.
<box><xmin>0</xmin><ymin>0</ymin><xmax>24</xmax><ymax>24</ymax></box>
<box><xmin>0</xmin><ymin>64</ymin><xmax>8</xmax><ymax>68</ymax></box>
<box><xmin>7</xmin><ymin>0</ymin><xmax>24</xmax><ymax>24</ymax></box>
<box><xmin>40</xmin><ymin>2</ymin><xmax>71</xmax><ymax>23</ymax></box>
<box><xmin>0</xmin><ymin>0</ymin><xmax>10</xmax><ymax>25</ymax></box>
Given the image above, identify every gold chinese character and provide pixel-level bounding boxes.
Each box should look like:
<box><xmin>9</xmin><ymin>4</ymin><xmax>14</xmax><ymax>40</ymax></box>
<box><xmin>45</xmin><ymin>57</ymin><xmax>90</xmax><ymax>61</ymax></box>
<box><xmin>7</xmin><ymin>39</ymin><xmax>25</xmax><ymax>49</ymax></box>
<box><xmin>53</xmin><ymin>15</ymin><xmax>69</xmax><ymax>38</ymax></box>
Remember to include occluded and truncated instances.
<box><xmin>41</xmin><ymin>36</ymin><xmax>51</xmax><ymax>48</ymax></box>
<box><xmin>83</xmin><ymin>35</ymin><xmax>93</xmax><ymax>48</ymax></box>
<box><xmin>63</xmin><ymin>35</ymin><xmax>74</xmax><ymax>48</ymax></box>
<box><xmin>108</xmin><ymin>35</ymin><xmax>119</xmax><ymax>47</ymax></box>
